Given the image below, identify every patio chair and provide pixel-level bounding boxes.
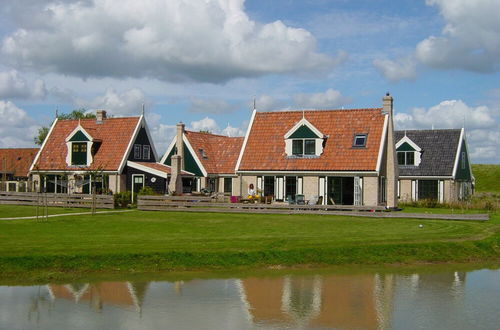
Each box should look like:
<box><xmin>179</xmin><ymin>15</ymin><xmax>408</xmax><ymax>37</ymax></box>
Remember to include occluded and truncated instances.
<box><xmin>296</xmin><ymin>194</ymin><xmax>305</xmax><ymax>205</ymax></box>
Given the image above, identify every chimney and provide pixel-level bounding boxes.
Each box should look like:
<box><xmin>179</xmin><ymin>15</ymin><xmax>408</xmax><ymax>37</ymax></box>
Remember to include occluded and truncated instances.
<box><xmin>176</xmin><ymin>122</ymin><xmax>185</xmax><ymax>170</ymax></box>
<box><xmin>382</xmin><ymin>93</ymin><xmax>399</xmax><ymax>209</ymax></box>
<box><xmin>168</xmin><ymin>155</ymin><xmax>183</xmax><ymax>195</ymax></box>
<box><xmin>382</xmin><ymin>92</ymin><xmax>393</xmax><ymax>116</ymax></box>
<box><xmin>96</xmin><ymin>110</ymin><xmax>107</xmax><ymax>124</ymax></box>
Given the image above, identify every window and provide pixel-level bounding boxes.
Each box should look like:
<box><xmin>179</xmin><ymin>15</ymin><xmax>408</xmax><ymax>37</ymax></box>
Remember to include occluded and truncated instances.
<box><xmin>285</xmin><ymin>176</ymin><xmax>297</xmax><ymax>201</ymax></box>
<box><xmin>292</xmin><ymin>140</ymin><xmax>303</xmax><ymax>155</ymax></box>
<box><xmin>199</xmin><ymin>148</ymin><xmax>207</xmax><ymax>158</ymax></box>
<box><xmin>264</xmin><ymin>176</ymin><xmax>275</xmax><ymax>197</ymax></box>
<box><xmin>71</xmin><ymin>142</ymin><xmax>87</xmax><ymax>165</ymax></box>
<box><xmin>143</xmin><ymin>145</ymin><xmax>151</xmax><ymax>160</ymax></box>
<box><xmin>418</xmin><ymin>180</ymin><xmax>438</xmax><ymax>200</ymax></box>
<box><xmin>304</xmin><ymin>139</ymin><xmax>315</xmax><ymax>155</ymax></box>
<box><xmin>353</xmin><ymin>134</ymin><xmax>367</xmax><ymax>147</ymax></box>
<box><xmin>461</xmin><ymin>151</ymin><xmax>466</xmax><ymax>169</ymax></box>
<box><xmin>397</xmin><ymin>151</ymin><xmax>415</xmax><ymax>165</ymax></box>
<box><xmin>292</xmin><ymin>139</ymin><xmax>315</xmax><ymax>156</ymax></box>
<box><xmin>224</xmin><ymin>178</ymin><xmax>232</xmax><ymax>194</ymax></box>
<box><xmin>134</xmin><ymin>144</ymin><xmax>141</xmax><ymax>159</ymax></box>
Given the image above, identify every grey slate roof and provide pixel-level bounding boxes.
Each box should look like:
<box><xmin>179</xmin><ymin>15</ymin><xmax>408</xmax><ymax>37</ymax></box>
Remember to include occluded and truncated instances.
<box><xmin>394</xmin><ymin>129</ymin><xmax>462</xmax><ymax>177</ymax></box>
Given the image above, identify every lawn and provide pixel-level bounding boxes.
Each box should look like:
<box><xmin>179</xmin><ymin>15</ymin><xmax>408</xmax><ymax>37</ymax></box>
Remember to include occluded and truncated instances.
<box><xmin>0</xmin><ymin>204</ymin><xmax>104</xmax><ymax>218</ymax></box>
<box><xmin>472</xmin><ymin>164</ymin><xmax>500</xmax><ymax>193</ymax></box>
<box><xmin>0</xmin><ymin>207</ymin><xmax>498</xmax><ymax>281</ymax></box>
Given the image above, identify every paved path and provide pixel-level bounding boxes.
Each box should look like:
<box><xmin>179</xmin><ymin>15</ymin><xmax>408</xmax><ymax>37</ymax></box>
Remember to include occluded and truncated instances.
<box><xmin>0</xmin><ymin>209</ymin><xmax>134</xmax><ymax>221</ymax></box>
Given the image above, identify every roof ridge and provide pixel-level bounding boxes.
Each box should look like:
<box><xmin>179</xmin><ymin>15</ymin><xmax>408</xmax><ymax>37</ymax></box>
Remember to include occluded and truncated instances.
<box><xmin>257</xmin><ymin>107</ymin><xmax>383</xmax><ymax>114</ymax></box>
<box><xmin>185</xmin><ymin>130</ymin><xmax>244</xmax><ymax>138</ymax></box>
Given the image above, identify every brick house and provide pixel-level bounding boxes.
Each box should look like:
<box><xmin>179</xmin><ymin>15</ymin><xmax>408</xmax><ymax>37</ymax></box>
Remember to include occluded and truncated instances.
<box><xmin>30</xmin><ymin>110</ymin><xmax>190</xmax><ymax>195</ymax></box>
<box><xmin>0</xmin><ymin>148</ymin><xmax>38</xmax><ymax>192</ymax></box>
<box><xmin>395</xmin><ymin>128</ymin><xmax>473</xmax><ymax>203</ymax></box>
<box><xmin>235</xmin><ymin>94</ymin><xmax>398</xmax><ymax>207</ymax></box>
<box><xmin>161</xmin><ymin>123</ymin><xmax>243</xmax><ymax>195</ymax></box>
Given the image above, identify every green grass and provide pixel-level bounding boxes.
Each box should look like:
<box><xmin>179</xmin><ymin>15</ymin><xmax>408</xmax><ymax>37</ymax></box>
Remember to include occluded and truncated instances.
<box><xmin>0</xmin><ymin>208</ymin><xmax>498</xmax><ymax>281</ymax></box>
<box><xmin>472</xmin><ymin>164</ymin><xmax>500</xmax><ymax>193</ymax></box>
<box><xmin>0</xmin><ymin>205</ymin><xmax>100</xmax><ymax>218</ymax></box>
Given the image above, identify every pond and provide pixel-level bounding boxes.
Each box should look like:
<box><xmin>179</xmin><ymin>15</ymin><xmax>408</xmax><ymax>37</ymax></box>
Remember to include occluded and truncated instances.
<box><xmin>0</xmin><ymin>267</ymin><xmax>498</xmax><ymax>329</ymax></box>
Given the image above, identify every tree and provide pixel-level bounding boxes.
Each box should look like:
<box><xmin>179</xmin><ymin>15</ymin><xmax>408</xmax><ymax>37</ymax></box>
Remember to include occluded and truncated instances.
<box><xmin>34</xmin><ymin>109</ymin><xmax>96</xmax><ymax>146</ymax></box>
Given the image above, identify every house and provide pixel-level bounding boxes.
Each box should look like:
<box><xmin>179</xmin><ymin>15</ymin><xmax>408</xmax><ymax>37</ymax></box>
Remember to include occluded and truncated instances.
<box><xmin>395</xmin><ymin>128</ymin><xmax>473</xmax><ymax>203</ymax></box>
<box><xmin>0</xmin><ymin>148</ymin><xmax>38</xmax><ymax>192</ymax></box>
<box><xmin>30</xmin><ymin>110</ymin><xmax>189</xmax><ymax>195</ymax></box>
<box><xmin>234</xmin><ymin>94</ymin><xmax>399</xmax><ymax>207</ymax></box>
<box><xmin>161</xmin><ymin>123</ymin><xmax>244</xmax><ymax>195</ymax></box>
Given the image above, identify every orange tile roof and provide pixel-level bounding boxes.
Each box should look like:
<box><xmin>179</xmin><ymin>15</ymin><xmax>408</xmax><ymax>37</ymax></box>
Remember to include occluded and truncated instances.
<box><xmin>0</xmin><ymin>148</ymin><xmax>39</xmax><ymax>177</ymax></box>
<box><xmin>185</xmin><ymin>131</ymin><xmax>244</xmax><ymax>174</ymax></box>
<box><xmin>238</xmin><ymin>108</ymin><xmax>385</xmax><ymax>171</ymax></box>
<box><xmin>33</xmin><ymin>117</ymin><xmax>140</xmax><ymax>171</ymax></box>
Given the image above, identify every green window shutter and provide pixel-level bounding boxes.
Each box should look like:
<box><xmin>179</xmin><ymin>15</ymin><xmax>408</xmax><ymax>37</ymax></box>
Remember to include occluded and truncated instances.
<box><xmin>72</xmin><ymin>142</ymin><xmax>87</xmax><ymax>165</ymax></box>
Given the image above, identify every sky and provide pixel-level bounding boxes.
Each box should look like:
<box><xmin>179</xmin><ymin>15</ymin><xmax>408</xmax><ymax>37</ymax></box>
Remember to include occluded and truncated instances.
<box><xmin>0</xmin><ymin>0</ymin><xmax>498</xmax><ymax>163</ymax></box>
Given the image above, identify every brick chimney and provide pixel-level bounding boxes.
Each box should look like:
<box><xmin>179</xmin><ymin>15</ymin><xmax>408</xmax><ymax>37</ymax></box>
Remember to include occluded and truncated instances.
<box><xmin>176</xmin><ymin>122</ymin><xmax>185</xmax><ymax>169</ymax></box>
<box><xmin>96</xmin><ymin>110</ymin><xmax>107</xmax><ymax>124</ymax></box>
<box><xmin>383</xmin><ymin>93</ymin><xmax>399</xmax><ymax>208</ymax></box>
<box><xmin>168</xmin><ymin>155</ymin><xmax>183</xmax><ymax>195</ymax></box>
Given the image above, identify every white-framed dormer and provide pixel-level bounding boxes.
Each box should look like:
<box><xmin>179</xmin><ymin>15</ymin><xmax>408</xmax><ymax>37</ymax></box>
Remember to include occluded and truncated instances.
<box><xmin>284</xmin><ymin>117</ymin><xmax>325</xmax><ymax>157</ymax></box>
<box><xmin>396</xmin><ymin>135</ymin><xmax>422</xmax><ymax>166</ymax></box>
<box><xmin>65</xmin><ymin>124</ymin><xmax>94</xmax><ymax>167</ymax></box>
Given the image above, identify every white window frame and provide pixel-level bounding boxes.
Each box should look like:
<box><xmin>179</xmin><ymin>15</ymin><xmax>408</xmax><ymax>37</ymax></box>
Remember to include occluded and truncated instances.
<box><xmin>143</xmin><ymin>145</ymin><xmax>151</xmax><ymax>160</ymax></box>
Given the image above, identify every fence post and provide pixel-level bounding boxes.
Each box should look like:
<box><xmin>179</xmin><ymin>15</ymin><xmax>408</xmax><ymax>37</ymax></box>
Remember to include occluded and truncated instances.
<box><xmin>92</xmin><ymin>187</ymin><xmax>96</xmax><ymax>215</ymax></box>
<box><xmin>36</xmin><ymin>192</ymin><xmax>40</xmax><ymax>221</ymax></box>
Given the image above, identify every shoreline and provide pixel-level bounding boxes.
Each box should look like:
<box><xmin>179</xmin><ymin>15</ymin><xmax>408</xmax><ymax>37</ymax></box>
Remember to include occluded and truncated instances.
<box><xmin>2</xmin><ymin>235</ymin><xmax>498</xmax><ymax>284</ymax></box>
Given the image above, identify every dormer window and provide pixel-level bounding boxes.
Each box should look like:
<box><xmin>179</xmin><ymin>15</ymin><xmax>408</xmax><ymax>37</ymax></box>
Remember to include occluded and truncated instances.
<box><xmin>143</xmin><ymin>145</ymin><xmax>151</xmax><ymax>160</ymax></box>
<box><xmin>396</xmin><ymin>136</ymin><xmax>422</xmax><ymax>167</ymax></box>
<box><xmin>65</xmin><ymin>125</ymin><xmax>93</xmax><ymax>167</ymax></box>
<box><xmin>134</xmin><ymin>144</ymin><xmax>142</xmax><ymax>159</ymax></box>
<box><xmin>284</xmin><ymin>116</ymin><xmax>325</xmax><ymax>157</ymax></box>
<box><xmin>353</xmin><ymin>134</ymin><xmax>367</xmax><ymax>148</ymax></box>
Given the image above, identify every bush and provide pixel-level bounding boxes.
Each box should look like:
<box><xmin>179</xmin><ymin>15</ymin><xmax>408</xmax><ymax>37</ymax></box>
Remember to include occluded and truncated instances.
<box><xmin>114</xmin><ymin>191</ymin><xmax>131</xmax><ymax>208</ymax></box>
<box><xmin>138</xmin><ymin>186</ymin><xmax>155</xmax><ymax>195</ymax></box>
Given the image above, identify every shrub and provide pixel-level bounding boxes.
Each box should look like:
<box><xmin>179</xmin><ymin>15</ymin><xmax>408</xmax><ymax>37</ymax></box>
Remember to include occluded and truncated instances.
<box><xmin>138</xmin><ymin>186</ymin><xmax>155</xmax><ymax>195</ymax></box>
<box><xmin>114</xmin><ymin>191</ymin><xmax>132</xmax><ymax>208</ymax></box>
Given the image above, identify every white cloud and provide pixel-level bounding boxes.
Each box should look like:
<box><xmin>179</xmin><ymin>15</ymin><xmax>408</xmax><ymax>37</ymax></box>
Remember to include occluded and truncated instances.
<box><xmin>373</xmin><ymin>57</ymin><xmax>417</xmax><ymax>82</ymax></box>
<box><xmin>189</xmin><ymin>117</ymin><xmax>219</xmax><ymax>133</ymax></box>
<box><xmin>221</xmin><ymin>123</ymin><xmax>245</xmax><ymax>137</ymax></box>
<box><xmin>0</xmin><ymin>100</ymin><xmax>39</xmax><ymax>147</ymax></box>
<box><xmin>293</xmin><ymin>88</ymin><xmax>351</xmax><ymax>109</ymax></box>
<box><xmin>188</xmin><ymin>98</ymin><xmax>233</xmax><ymax>114</ymax></box>
<box><xmin>74</xmin><ymin>88</ymin><xmax>148</xmax><ymax>116</ymax></box>
<box><xmin>253</xmin><ymin>94</ymin><xmax>286</xmax><ymax>111</ymax></box>
<box><xmin>0</xmin><ymin>70</ymin><xmax>47</xmax><ymax>99</ymax></box>
<box><xmin>415</xmin><ymin>0</ymin><xmax>500</xmax><ymax>72</ymax></box>
<box><xmin>1</xmin><ymin>0</ymin><xmax>337</xmax><ymax>83</ymax></box>
<box><xmin>395</xmin><ymin>99</ymin><xmax>500</xmax><ymax>163</ymax></box>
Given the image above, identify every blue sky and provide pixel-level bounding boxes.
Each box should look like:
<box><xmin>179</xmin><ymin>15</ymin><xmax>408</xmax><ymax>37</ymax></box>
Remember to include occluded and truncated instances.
<box><xmin>0</xmin><ymin>0</ymin><xmax>499</xmax><ymax>163</ymax></box>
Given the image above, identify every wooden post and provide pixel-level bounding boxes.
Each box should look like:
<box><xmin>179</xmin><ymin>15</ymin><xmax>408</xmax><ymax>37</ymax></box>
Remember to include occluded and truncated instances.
<box><xmin>92</xmin><ymin>187</ymin><xmax>96</xmax><ymax>215</ymax></box>
<box><xmin>36</xmin><ymin>192</ymin><xmax>40</xmax><ymax>221</ymax></box>
<box><xmin>44</xmin><ymin>192</ymin><xmax>48</xmax><ymax>220</ymax></box>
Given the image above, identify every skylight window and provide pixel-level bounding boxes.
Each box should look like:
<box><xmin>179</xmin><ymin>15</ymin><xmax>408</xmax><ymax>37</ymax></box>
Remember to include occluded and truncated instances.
<box><xmin>353</xmin><ymin>134</ymin><xmax>367</xmax><ymax>147</ymax></box>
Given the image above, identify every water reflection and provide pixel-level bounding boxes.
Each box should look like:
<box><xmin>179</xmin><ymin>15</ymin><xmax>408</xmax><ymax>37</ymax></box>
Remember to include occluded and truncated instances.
<box><xmin>0</xmin><ymin>269</ymin><xmax>498</xmax><ymax>330</ymax></box>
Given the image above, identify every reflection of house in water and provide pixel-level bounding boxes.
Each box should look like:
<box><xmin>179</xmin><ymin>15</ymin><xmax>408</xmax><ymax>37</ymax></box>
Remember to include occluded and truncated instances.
<box><xmin>239</xmin><ymin>274</ymin><xmax>395</xmax><ymax>329</ymax></box>
<box><xmin>47</xmin><ymin>282</ymin><xmax>149</xmax><ymax>312</ymax></box>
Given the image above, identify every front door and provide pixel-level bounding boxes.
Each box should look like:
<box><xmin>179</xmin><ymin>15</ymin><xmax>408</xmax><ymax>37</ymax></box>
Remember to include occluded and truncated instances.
<box><xmin>132</xmin><ymin>174</ymin><xmax>144</xmax><ymax>201</ymax></box>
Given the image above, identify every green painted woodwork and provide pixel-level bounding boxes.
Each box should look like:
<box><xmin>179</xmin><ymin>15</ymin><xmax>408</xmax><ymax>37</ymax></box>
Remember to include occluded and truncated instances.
<box><xmin>69</xmin><ymin>130</ymin><xmax>89</xmax><ymax>142</ymax></box>
<box><xmin>396</xmin><ymin>142</ymin><xmax>416</xmax><ymax>152</ymax></box>
<box><xmin>289</xmin><ymin>125</ymin><xmax>320</xmax><ymax>139</ymax></box>
<box><xmin>455</xmin><ymin>140</ymin><xmax>472</xmax><ymax>180</ymax></box>
<box><xmin>163</xmin><ymin>144</ymin><xmax>204</xmax><ymax>176</ymax></box>
<box><xmin>71</xmin><ymin>142</ymin><xmax>87</xmax><ymax>165</ymax></box>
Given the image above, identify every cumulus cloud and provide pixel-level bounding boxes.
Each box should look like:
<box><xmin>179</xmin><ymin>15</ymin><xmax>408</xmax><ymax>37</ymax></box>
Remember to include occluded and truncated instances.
<box><xmin>0</xmin><ymin>70</ymin><xmax>47</xmax><ymax>99</ymax></box>
<box><xmin>293</xmin><ymin>88</ymin><xmax>351</xmax><ymax>109</ymax></box>
<box><xmin>1</xmin><ymin>0</ymin><xmax>337</xmax><ymax>83</ymax></box>
<box><xmin>253</xmin><ymin>94</ymin><xmax>287</xmax><ymax>111</ymax></box>
<box><xmin>188</xmin><ymin>98</ymin><xmax>233</xmax><ymax>114</ymax></box>
<box><xmin>395</xmin><ymin>99</ymin><xmax>500</xmax><ymax>163</ymax></box>
<box><xmin>373</xmin><ymin>57</ymin><xmax>417</xmax><ymax>82</ymax></box>
<box><xmin>415</xmin><ymin>0</ymin><xmax>500</xmax><ymax>72</ymax></box>
<box><xmin>74</xmin><ymin>88</ymin><xmax>148</xmax><ymax>116</ymax></box>
<box><xmin>0</xmin><ymin>100</ymin><xmax>39</xmax><ymax>147</ymax></box>
<box><xmin>189</xmin><ymin>117</ymin><xmax>220</xmax><ymax>133</ymax></box>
